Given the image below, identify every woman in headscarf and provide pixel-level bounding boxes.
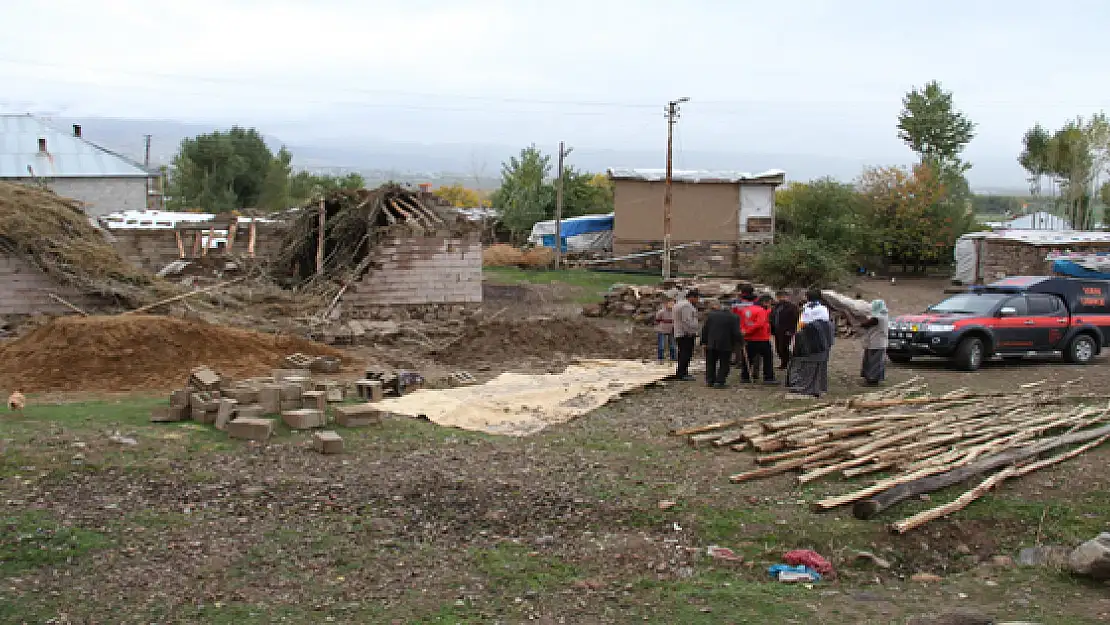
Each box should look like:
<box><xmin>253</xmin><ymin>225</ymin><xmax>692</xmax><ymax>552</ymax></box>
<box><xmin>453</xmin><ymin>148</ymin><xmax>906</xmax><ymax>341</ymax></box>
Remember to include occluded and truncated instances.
<box><xmin>787</xmin><ymin>290</ymin><xmax>834</xmax><ymax>398</ymax></box>
<box><xmin>859</xmin><ymin>299</ymin><xmax>889</xmax><ymax>386</ymax></box>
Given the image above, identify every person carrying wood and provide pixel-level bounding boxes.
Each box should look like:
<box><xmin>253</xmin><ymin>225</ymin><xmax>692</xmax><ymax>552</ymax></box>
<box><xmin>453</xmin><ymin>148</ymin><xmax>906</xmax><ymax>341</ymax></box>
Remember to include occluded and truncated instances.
<box><xmin>770</xmin><ymin>290</ymin><xmax>800</xmax><ymax>371</ymax></box>
<box><xmin>700</xmin><ymin>299</ymin><xmax>742</xmax><ymax>388</ymax></box>
<box><xmin>671</xmin><ymin>289</ymin><xmax>700</xmax><ymax>381</ymax></box>
<box><xmin>740</xmin><ymin>294</ymin><xmax>777</xmax><ymax>384</ymax></box>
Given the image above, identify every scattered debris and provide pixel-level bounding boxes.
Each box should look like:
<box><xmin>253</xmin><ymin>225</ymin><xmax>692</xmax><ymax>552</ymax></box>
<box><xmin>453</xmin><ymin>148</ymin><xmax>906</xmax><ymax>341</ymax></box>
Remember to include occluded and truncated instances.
<box><xmin>768</xmin><ymin>564</ymin><xmax>821</xmax><ymax>582</ymax></box>
<box><xmin>783</xmin><ymin>549</ymin><xmax>835</xmax><ymax>578</ymax></box>
<box><xmin>911</xmin><ymin>572</ymin><xmax>943</xmax><ymax>583</ymax></box>
<box><xmin>855</xmin><ymin>551</ymin><xmax>892</xmax><ymax>569</ymax></box>
<box><xmin>706</xmin><ymin>545</ymin><xmax>743</xmax><ymax>562</ymax></box>
<box><xmin>1069</xmin><ymin>532</ymin><xmax>1110</xmax><ymax>580</ymax></box>
<box><xmin>657</xmin><ymin>500</ymin><xmax>677</xmax><ymax>511</ymax></box>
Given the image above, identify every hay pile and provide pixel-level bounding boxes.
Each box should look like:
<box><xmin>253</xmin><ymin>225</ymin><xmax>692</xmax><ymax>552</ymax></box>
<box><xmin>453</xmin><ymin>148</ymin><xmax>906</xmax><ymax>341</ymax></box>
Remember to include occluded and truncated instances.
<box><xmin>482</xmin><ymin>244</ymin><xmax>553</xmax><ymax>268</ymax></box>
<box><xmin>0</xmin><ymin>182</ymin><xmax>171</xmax><ymax>306</ymax></box>
<box><xmin>0</xmin><ymin>315</ymin><xmax>345</xmax><ymax>392</ymax></box>
<box><xmin>277</xmin><ymin>184</ymin><xmax>452</xmax><ymax>284</ymax></box>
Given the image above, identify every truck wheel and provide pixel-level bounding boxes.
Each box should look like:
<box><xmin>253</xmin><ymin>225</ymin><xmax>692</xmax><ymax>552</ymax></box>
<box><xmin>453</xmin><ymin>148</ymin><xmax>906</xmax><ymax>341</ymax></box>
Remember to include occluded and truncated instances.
<box><xmin>888</xmin><ymin>353</ymin><xmax>912</xmax><ymax>365</ymax></box>
<box><xmin>1065</xmin><ymin>334</ymin><xmax>1097</xmax><ymax>365</ymax></box>
<box><xmin>953</xmin><ymin>337</ymin><xmax>985</xmax><ymax>371</ymax></box>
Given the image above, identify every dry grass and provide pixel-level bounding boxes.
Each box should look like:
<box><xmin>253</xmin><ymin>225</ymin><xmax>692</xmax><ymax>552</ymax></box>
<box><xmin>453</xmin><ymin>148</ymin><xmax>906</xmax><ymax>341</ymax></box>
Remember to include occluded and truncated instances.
<box><xmin>483</xmin><ymin>244</ymin><xmax>553</xmax><ymax>268</ymax></box>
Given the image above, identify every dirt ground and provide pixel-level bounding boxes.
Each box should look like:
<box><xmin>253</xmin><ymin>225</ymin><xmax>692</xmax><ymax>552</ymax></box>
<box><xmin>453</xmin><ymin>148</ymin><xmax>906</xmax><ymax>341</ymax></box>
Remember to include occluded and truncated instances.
<box><xmin>1</xmin><ymin>275</ymin><xmax>1108</xmax><ymax>624</ymax></box>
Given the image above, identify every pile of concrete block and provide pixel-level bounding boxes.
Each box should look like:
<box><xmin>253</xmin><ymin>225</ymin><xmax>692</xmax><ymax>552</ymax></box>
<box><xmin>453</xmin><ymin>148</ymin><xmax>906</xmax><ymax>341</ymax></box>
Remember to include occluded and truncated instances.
<box><xmin>149</xmin><ymin>365</ymin><xmax>370</xmax><ymax>445</ymax></box>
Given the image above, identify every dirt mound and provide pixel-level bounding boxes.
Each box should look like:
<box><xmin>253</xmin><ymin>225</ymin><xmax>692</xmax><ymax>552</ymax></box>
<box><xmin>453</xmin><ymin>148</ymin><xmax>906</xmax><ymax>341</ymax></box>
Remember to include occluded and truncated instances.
<box><xmin>443</xmin><ymin>318</ymin><xmax>652</xmax><ymax>363</ymax></box>
<box><xmin>0</xmin><ymin>315</ymin><xmax>345</xmax><ymax>392</ymax></box>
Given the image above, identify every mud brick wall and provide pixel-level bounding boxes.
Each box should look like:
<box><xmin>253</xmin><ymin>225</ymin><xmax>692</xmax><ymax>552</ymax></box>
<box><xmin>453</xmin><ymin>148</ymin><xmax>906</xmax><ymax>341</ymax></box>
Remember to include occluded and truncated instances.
<box><xmin>342</xmin><ymin>234</ymin><xmax>482</xmax><ymax>312</ymax></box>
<box><xmin>110</xmin><ymin>224</ymin><xmax>288</xmax><ymax>273</ymax></box>
<box><xmin>0</xmin><ymin>254</ymin><xmax>96</xmax><ymax>316</ymax></box>
<box><xmin>980</xmin><ymin>239</ymin><xmax>1110</xmax><ymax>281</ymax></box>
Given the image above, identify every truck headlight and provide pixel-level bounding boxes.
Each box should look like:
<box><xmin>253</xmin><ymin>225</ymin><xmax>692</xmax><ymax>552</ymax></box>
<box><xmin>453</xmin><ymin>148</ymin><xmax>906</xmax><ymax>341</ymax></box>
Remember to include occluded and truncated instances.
<box><xmin>925</xmin><ymin>324</ymin><xmax>955</xmax><ymax>333</ymax></box>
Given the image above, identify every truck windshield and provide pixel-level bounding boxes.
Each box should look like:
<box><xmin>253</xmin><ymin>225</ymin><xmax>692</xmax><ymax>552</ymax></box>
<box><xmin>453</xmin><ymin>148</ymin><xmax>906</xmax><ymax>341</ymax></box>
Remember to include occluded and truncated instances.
<box><xmin>926</xmin><ymin>293</ymin><xmax>1008</xmax><ymax>315</ymax></box>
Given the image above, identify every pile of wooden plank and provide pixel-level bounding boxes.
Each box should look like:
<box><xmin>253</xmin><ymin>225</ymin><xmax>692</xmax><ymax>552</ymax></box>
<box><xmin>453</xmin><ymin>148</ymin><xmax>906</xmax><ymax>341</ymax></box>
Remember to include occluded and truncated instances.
<box><xmin>674</xmin><ymin>377</ymin><xmax>1110</xmax><ymax>533</ymax></box>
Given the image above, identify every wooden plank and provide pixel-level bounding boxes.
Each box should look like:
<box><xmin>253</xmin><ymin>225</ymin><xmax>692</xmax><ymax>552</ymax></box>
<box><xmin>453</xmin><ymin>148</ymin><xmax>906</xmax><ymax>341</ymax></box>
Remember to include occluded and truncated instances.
<box><xmin>175</xmin><ymin>230</ymin><xmax>185</xmax><ymax>258</ymax></box>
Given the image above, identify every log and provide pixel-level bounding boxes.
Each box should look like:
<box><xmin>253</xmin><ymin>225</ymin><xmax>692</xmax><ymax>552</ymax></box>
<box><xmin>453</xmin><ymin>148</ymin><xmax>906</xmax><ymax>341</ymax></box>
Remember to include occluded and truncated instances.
<box><xmin>122</xmin><ymin>277</ymin><xmax>248</xmax><ymax>315</ymax></box>
<box><xmin>729</xmin><ymin>447</ymin><xmax>841</xmax><ymax>483</ymax></box>
<box><xmin>755</xmin><ymin>443</ymin><xmax>835</xmax><ymax>466</ymax></box>
<box><xmin>889</xmin><ymin>466</ymin><xmax>1018</xmax><ymax>534</ymax></box>
<box><xmin>47</xmin><ymin>292</ymin><xmax>89</xmax><ymax>316</ymax></box>
<box><xmin>852</xmin><ymin>421</ymin><xmax>1110</xmax><ymax>519</ymax></box>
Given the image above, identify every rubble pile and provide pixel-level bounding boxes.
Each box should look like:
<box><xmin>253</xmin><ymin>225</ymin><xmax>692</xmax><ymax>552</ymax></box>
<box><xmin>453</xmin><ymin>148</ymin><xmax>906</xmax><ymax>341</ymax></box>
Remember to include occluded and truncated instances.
<box><xmin>584</xmin><ymin>280</ymin><xmax>776</xmax><ymax>323</ymax></box>
<box><xmin>439</xmin><ymin>317</ymin><xmax>652</xmax><ymax>363</ymax></box>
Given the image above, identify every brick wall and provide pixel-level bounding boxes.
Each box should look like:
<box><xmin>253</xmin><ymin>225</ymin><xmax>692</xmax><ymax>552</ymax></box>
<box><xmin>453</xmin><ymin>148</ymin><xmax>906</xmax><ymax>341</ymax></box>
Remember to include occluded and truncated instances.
<box><xmin>0</xmin><ymin>254</ymin><xmax>95</xmax><ymax>316</ymax></box>
<box><xmin>109</xmin><ymin>223</ymin><xmax>288</xmax><ymax>273</ymax></box>
<box><xmin>341</xmin><ymin>234</ymin><xmax>482</xmax><ymax>314</ymax></box>
<box><xmin>980</xmin><ymin>239</ymin><xmax>1110</xmax><ymax>281</ymax></box>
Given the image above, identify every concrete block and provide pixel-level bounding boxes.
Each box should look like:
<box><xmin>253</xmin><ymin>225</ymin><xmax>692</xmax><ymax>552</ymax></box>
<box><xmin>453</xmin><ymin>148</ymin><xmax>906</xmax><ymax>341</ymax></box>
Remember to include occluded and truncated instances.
<box><xmin>236</xmin><ymin>404</ymin><xmax>266</xmax><ymax>420</ymax></box>
<box><xmin>214</xmin><ymin>399</ymin><xmax>239</xmax><ymax>431</ymax></box>
<box><xmin>170</xmin><ymin>390</ymin><xmax>190</xmax><ymax>409</ymax></box>
<box><xmin>280</xmin><ymin>382</ymin><xmax>303</xmax><ymax>401</ymax></box>
<box><xmin>189</xmin><ymin>366</ymin><xmax>221</xmax><ymax>390</ymax></box>
<box><xmin>228</xmin><ymin>417</ymin><xmax>274</xmax><ymax>441</ymax></box>
<box><xmin>258</xmin><ymin>384</ymin><xmax>282</xmax><ymax>415</ymax></box>
<box><xmin>315</xmin><ymin>380</ymin><xmax>344</xmax><ymax>403</ymax></box>
<box><xmin>193</xmin><ymin>408</ymin><xmax>216</xmax><ymax>425</ymax></box>
<box><xmin>273</xmin><ymin>368</ymin><xmax>311</xmax><ymax>382</ymax></box>
<box><xmin>151</xmin><ymin>406</ymin><xmax>187</xmax><ymax>422</ymax></box>
<box><xmin>312</xmin><ymin>430</ymin><xmax>344</xmax><ymax>454</ymax></box>
<box><xmin>354</xmin><ymin>379</ymin><xmax>384</xmax><ymax>401</ymax></box>
<box><xmin>224</xmin><ymin>387</ymin><xmax>259</xmax><ymax>404</ymax></box>
<box><xmin>334</xmin><ymin>404</ymin><xmax>386</xmax><ymax>427</ymax></box>
<box><xmin>286</xmin><ymin>376</ymin><xmax>314</xmax><ymax>392</ymax></box>
<box><xmin>282</xmin><ymin>408</ymin><xmax>326</xmax><ymax>430</ymax></box>
<box><xmin>302</xmin><ymin>390</ymin><xmax>327</xmax><ymax>412</ymax></box>
<box><xmin>280</xmin><ymin>398</ymin><xmax>302</xmax><ymax>412</ymax></box>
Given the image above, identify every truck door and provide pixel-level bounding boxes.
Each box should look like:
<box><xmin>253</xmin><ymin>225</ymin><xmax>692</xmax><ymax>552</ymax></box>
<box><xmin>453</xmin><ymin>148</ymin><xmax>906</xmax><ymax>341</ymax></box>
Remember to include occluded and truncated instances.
<box><xmin>1026</xmin><ymin>293</ymin><xmax>1069</xmax><ymax>351</ymax></box>
<box><xmin>993</xmin><ymin>295</ymin><xmax>1032</xmax><ymax>353</ymax></box>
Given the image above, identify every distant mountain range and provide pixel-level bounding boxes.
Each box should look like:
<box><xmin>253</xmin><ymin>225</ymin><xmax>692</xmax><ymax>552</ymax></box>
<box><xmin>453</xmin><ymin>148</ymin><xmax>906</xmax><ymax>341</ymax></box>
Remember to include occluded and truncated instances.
<box><xmin>40</xmin><ymin>116</ymin><xmax>1031</xmax><ymax>195</ymax></box>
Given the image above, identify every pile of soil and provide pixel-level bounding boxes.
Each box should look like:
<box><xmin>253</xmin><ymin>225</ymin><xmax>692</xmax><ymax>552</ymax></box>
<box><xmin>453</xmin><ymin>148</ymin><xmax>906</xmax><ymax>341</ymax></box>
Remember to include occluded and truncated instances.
<box><xmin>442</xmin><ymin>318</ymin><xmax>652</xmax><ymax>363</ymax></box>
<box><xmin>0</xmin><ymin>315</ymin><xmax>345</xmax><ymax>392</ymax></box>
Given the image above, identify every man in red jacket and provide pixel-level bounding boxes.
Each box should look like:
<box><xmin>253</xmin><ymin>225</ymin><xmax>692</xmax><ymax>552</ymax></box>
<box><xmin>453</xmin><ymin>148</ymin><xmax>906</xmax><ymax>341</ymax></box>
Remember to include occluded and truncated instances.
<box><xmin>740</xmin><ymin>294</ymin><xmax>776</xmax><ymax>384</ymax></box>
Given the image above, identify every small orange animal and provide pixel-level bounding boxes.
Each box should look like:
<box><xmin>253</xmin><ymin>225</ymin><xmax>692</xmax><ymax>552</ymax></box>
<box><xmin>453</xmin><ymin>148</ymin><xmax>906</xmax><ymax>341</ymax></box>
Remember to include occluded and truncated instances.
<box><xmin>8</xmin><ymin>391</ymin><xmax>25</xmax><ymax>416</ymax></box>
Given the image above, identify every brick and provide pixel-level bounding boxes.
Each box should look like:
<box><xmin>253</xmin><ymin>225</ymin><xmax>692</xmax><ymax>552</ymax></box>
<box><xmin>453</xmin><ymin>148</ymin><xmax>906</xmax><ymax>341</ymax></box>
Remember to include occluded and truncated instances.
<box><xmin>282</xmin><ymin>408</ymin><xmax>325</xmax><ymax>429</ymax></box>
<box><xmin>228</xmin><ymin>417</ymin><xmax>274</xmax><ymax>441</ymax></box>
<box><xmin>150</xmin><ymin>406</ymin><xmax>187</xmax><ymax>422</ymax></box>
<box><xmin>258</xmin><ymin>384</ymin><xmax>282</xmax><ymax>414</ymax></box>
<box><xmin>302</xmin><ymin>390</ymin><xmax>327</xmax><ymax>412</ymax></box>
<box><xmin>236</xmin><ymin>404</ymin><xmax>266</xmax><ymax>419</ymax></box>
<box><xmin>215</xmin><ymin>399</ymin><xmax>239</xmax><ymax>431</ymax></box>
<box><xmin>334</xmin><ymin>404</ymin><xmax>386</xmax><ymax>427</ymax></box>
<box><xmin>312</xmin><ymin>430</ymin><xmax>344</xmax><ymax>454</ymax></box>
<box><xmin>224</xmin><ymin>387</ymin><xmax>259</xmax><ymax>404</ymax></box>
<box><xmin>280</xmin><ymin>382</ymin><xmax>303</xmax><ymax>401</ymax></box>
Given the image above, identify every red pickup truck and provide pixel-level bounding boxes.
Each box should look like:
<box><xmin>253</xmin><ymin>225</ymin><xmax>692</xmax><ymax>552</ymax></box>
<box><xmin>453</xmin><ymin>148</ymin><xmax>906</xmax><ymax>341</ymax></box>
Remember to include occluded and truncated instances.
<box><xmin>886</xmin><ymin>276</ymin><xmax>1110</xmax><ymax>371</ymax></box>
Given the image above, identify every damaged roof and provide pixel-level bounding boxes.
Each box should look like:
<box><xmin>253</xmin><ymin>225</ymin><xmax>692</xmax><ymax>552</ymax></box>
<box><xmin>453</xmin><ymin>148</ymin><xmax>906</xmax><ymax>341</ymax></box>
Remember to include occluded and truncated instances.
<box><xmin>0</xmin><ymin>114</ymin><xmax>153</xmax><ymax>179</ymax></box>
<box><xmin>607</xmin><ymin>168</ymin><xmax>786</xmax><ymax>184</ymax></box>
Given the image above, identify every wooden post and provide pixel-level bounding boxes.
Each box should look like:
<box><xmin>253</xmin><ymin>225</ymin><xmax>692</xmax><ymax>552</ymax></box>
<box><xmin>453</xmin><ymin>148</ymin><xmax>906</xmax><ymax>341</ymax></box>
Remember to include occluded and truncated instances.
<box><xmin>191</xmin><ymin>231</ymin><xmax>201</xmax><ymax>257</ymax></box>
<box><xmin>174</xmin><ymin>231</ymin><xmax>185</xmax><ymax>258</ymax></box>
<box><xmin>202</xmin><ymin>227</ymin><xmax>214</xmax><ymax>257</ymax></box>
<box><xmin>226</xmin><ymin>221</ymin><xmax>238</xmax><ymax>254</ymax></box>
<box><xmin>248</xmin><ymin>221</ymin><xmax>257</xmax><ymax>258</ymax></box>
<box><xmin>316</xmin><ymin>199</ymin><xmax>326</xmax><ymax>275</ymax></box>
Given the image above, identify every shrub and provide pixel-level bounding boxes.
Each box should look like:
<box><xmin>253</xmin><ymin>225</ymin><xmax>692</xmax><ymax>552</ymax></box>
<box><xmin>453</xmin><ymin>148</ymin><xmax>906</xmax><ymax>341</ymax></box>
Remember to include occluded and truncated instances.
<box><xmin>753</xmin><ymin>236</ymin><xmax>848</xmax><ymax>288</ymax></box>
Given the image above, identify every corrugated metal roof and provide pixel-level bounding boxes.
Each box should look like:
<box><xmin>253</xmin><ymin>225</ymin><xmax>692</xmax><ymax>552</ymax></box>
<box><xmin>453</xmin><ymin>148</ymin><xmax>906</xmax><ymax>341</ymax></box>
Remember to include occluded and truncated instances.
<box><xmin>0</xmin><ymin>114</ymin><xmax>152</xmax><ymax>178</ymax></box>
<box><xmin>100</xmin><ymin>209</ymin><xmax>277</xmax><ymax>229</ymax></box>
<box><xmin>960</xmin><ymin>229</ymin><xmax>1110</xmax><ymax>245</ymax></box>
<box><xmin>607</xmin><ymin>168</ymin><xmax>786</xmax><ymax>184</ymax></box>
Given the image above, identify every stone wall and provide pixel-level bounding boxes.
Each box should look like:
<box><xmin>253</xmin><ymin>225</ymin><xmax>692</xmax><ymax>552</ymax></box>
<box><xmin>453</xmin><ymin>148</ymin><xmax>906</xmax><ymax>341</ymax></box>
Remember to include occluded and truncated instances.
<box><xmin>609</xmin><ymin>240</ymin><xmax>771</xmax><ymax>277</ymax></box>
<box><xmin>0</xmin><ymin>254</ymin><xmax>96</xmax><ymax>316</ymax></box>
<box><xmin>110</xmin><ymin>223</ymin><xmax>288</xmax><ymax>273</ymax></box>
<box><xmin>980</xmin><ymin>239</ymin><xmax>1110</xmax><ymax>282</ymax></box>
<box><xmin>341</xmin><ymin>233</ymin><xmax>482</xmax><ymax>317</ymax></box>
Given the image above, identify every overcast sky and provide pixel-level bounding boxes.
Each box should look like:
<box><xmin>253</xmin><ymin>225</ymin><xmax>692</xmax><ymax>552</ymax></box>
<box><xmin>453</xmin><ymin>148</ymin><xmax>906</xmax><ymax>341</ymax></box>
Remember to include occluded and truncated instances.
<box><xmin>2</xmin><ymin>0</ymin><xmax>1107</xmax><ymax>187</ymax></box>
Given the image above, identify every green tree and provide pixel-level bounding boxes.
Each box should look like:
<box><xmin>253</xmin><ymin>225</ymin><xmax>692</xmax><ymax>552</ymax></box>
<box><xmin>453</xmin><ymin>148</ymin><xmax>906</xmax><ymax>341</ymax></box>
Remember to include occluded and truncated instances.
<box><xmin>897</xmin><ymin>81</ymin><xmax>976</xmax><ymax>165</ymax></box>
<box><xmin>774</xmin><ymin>178</ymin><xmax>867</xmax><ymax>254</ymax></box>
<box><xmin>434</xmin><ymin>182</ymin><xmax>486</xmax><ymax>208</ymax></box>
<box><xmin>258</xmin><ymin>146</ymin><xmax>293</xmax><ymax>211</ymax></box>
<box><xmin>168</xmin><ymin>127</ymin><xmax>275</xmax><ymax>212</ymax></box>
<box><xmin>1019</xmin><ymin>113</ymin><xmax>1109</xmax><ymax>229</ymax></box>
<box><xmin>490</xmin><ymin>145</ymin><xmax>554</xmax><ymax>241</ymax></box>
<box><xmin>288</xmin><ymin>171</ymin><xmax>366</xmax><ymax>204</ymax></box>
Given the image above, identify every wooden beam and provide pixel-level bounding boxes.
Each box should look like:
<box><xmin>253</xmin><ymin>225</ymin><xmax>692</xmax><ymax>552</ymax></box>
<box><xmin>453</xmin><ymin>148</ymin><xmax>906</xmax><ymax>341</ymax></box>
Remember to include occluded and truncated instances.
<box><xmin>226</xmin><ymin>221</ymin><xmax>238</xmax><ymax>254</ymax></box>
<box><xmin>47</xmin><ymin>293</ymin><xmax>89</xmax><ymax>316</ymax></box>
<box><xmin>316</xmin><ymin>199</ymin><xmax>326</xmax><ymax>275</ymax></box>
<box><xmin>122</xmin><ymin>277</ymin><xmax>248</xmax><ymax>315</ymax></box>
<box><xmin>174</xmin><ymin>231</ymin><xmax>185</xmax><ymax>258</ymax></box>
<box><xmin>248</xmin><ymin>221</ymin><xmax>257</xmax><ymax>258</ymax></box>
<box><xmin>191</xmin><ymin>231</ymin><xmax>201</xmax><ymax>257</ymax></box>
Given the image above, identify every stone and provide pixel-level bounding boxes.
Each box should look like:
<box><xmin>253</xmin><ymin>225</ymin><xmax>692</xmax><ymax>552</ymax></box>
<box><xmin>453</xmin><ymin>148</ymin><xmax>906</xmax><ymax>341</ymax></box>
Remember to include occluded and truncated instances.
<box><xmin>214</xmin><ymin>399</ymin><xmax>239</xmax><ymax>431</ymax></box>
<box><xmin>227</xmin><ymin>418</ymin><xmax>274</xmax><ymax>441</ymax></box>
<box><xmin>312</xmin><ymin>430</ymin><xmax>344</xmax><ymax>454</ymax></box>
<box><xmin>1069</xmin><ymin>532</ymin><xmax>1110</xmax><ymax>580</ymax></box>
<box><xmin>302</xmin><ymin>390</ymin><xmax>327</xmax><ymax>412</ymax></box>
<box><xmin>236</xmin><ymin>404</ymin><xmax>266</xmax><ymax>420</ymax></box>
<box><xmin>1018</xmin><ymin>545</ymin><xmax>1071</xmax><ymax>568</ymax></box>
<box><xmin>169</xmin><ymin>390</ymin><xmax>190</xmax><ymax>409</ymax></box>
<box><xmin>280</xmin><ymin>382</ymin><xmax>303</xmax><ymax>401</ymax></box>
<box><xmin>282</xmin><ymin>408</ymin><xmax>325</xmax><ymax>430</ymax></box>
<box><xmin>258</xmin><ymin>384</ymin><xmax>282</xmax><ymax>415</ymax></box>
<box><xmin>334</xmin><ymin>404</ymin><xmax>386</xmax><ymax>427</ymax></box>
<box><xmin>150</xmin><ymin>406</ymin><xmax>187</xmax><ymax>422</ymax></box>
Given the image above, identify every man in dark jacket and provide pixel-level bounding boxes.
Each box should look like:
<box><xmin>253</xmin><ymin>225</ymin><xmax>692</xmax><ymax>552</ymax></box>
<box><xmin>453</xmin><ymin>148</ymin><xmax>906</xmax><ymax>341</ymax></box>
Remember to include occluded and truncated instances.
<box><xmin>770</xmin><ymin>290</ymin><xmax>801</xmax><ymax>370</ymax></box>
<box><xmin>700</xmin><ymin>300</ymin><xmax>742</xmax><ymax>388</ymax></box>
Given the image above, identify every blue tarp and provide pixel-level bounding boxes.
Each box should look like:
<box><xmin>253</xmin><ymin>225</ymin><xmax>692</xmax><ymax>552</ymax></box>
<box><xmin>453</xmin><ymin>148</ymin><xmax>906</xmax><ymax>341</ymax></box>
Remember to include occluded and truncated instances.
<box><xmin>1052</xmin><ymin>260</ymin><xmax>1110</xmax><ymax>280</ymax></box>
<box><xmin>555</xmin><ymin>214</ymin><xmax>614</xmax><ymax>237</ymax></box>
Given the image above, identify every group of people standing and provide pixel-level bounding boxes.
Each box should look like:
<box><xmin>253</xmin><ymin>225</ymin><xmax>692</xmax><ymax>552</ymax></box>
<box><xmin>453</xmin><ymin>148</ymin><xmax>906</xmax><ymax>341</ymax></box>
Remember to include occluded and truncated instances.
<box><xmin>654</xmin><ymin>286</ymin><xmax>891</xmax><ymax>397</ymax></box>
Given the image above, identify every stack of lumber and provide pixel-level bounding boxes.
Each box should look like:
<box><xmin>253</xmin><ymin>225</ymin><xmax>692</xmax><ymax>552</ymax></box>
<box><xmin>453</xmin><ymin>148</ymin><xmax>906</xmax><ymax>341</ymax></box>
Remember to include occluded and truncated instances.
<box><xmin>674</xmin><ymin>377</ymin><xmax>1110</xmax><ymax>533</ymax></box>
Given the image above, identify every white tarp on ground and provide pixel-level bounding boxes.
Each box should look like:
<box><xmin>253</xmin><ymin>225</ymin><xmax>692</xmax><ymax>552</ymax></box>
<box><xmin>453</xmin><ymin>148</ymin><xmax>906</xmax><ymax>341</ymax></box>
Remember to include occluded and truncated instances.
<box><xmin>374</xmin><ymin>359</ymin><xmax>674</xmax><ymax>436</ymax></box>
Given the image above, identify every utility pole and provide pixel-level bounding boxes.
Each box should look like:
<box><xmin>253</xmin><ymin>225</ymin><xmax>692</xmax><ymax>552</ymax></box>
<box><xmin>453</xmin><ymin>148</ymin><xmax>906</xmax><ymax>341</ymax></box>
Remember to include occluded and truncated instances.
<box><xmin>143</xmin><ymin>134</ymin><xmax>153</xmax><ymax>209</ymax></box>
<box><xmin>662</xmin><ymin>97</ymin><xmax>689</xmax><ymax>280</ymax></box>
<box><xmin>554</xmin><ymin>141</ymin><xmax>572</xmax><ymax>269</ymax></box>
